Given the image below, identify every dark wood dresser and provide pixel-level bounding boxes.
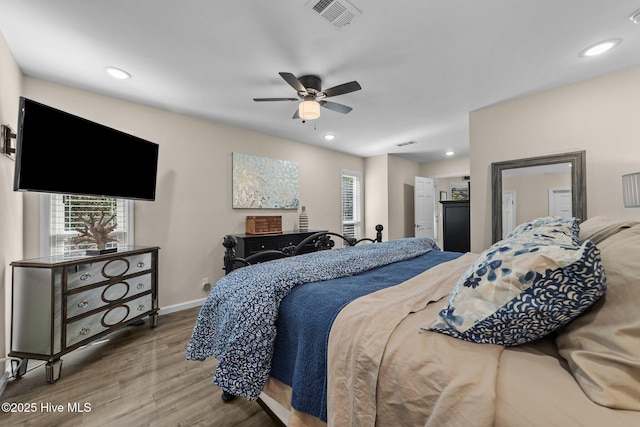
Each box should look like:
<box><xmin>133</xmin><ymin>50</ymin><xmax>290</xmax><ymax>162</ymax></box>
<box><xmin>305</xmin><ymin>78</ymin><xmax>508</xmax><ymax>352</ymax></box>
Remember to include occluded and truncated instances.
<box><xmin>230</xmin><ymin>230</ymin><xmax>328</xmax><ymax>258</ymax></box>
<box><xmin>440</xmin><ymin>201</ymin><xmax>470</xmax><ymax>253</ymax></box>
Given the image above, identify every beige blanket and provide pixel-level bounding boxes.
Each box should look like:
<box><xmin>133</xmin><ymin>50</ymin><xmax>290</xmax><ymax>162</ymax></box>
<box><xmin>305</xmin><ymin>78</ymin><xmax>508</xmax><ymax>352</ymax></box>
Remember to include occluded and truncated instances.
<box><xmin>327</xmin><ymin>253</ymin><xmax>504</xmax><ymax>426</ymax></box>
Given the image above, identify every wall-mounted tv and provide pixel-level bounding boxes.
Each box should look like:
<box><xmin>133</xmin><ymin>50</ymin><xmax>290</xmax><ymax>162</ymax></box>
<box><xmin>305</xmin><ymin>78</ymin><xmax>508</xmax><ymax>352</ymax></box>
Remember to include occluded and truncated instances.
<box><xmin>13</xmin><ymin>97</ymin><xmax>159</xmax><ymax>201</ymax></box>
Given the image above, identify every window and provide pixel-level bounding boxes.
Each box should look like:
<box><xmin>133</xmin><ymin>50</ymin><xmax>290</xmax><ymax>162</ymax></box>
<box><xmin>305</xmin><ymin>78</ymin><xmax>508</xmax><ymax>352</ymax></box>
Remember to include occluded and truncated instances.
<box><xmin>341</xmin><ymin>170</ymin><xmax>362</xmax><ymax>240</ymax></box>
<box><xmin>42</xmin><ymin>194</ymin><xmax>134</xmax><ymax>256</ymax></box>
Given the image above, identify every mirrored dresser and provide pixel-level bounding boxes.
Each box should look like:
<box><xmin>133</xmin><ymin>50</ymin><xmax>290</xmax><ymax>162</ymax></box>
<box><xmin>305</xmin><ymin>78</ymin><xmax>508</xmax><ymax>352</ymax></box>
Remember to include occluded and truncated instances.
<box><xmin>9</xmin><ymin>246</ymin><xmax>159</xmax><ymax>383</ymax></box>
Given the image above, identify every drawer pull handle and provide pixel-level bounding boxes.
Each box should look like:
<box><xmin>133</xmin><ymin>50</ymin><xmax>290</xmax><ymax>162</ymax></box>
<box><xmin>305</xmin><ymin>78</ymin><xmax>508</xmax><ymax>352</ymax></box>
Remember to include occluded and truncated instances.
<box><xmin>78</xmin><ymin>300</ymin><xmax>89</xmax><ymax>308</ymax></box>
<box><xmin>137</xmin><ymin>283</ymin><xmax>144</xmax><ymax>290</ymax></box>
<box><xmin>137</xmin><ymin>304</ymin><xmax>146</xmax><ymax>312</ymax></box>
<box><xmin>80</xmin><ymin>273</ymin><xmax>91</xmax><ymax>281</ymax></box>
<box><xmin>79</xmin><ymin>327</ymin><xmax>90</xmax><ymax>336</ymax></box>
<box><xmin>137</xmin><ymin>261</ymin><xmax>145</xmax><ymax>268</ymax></box>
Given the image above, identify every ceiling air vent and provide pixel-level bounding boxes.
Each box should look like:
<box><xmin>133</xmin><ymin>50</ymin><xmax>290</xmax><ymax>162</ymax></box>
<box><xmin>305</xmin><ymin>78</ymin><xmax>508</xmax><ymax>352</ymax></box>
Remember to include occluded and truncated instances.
<box><xmin>306</xmin><ymin>0</ymin><xmax>362</xmax><ymax>28</ymax></box>
<box><xmin>397</xmin><ymin>141</ymin><xmax>417</xmax><ymax>147</ymax></box>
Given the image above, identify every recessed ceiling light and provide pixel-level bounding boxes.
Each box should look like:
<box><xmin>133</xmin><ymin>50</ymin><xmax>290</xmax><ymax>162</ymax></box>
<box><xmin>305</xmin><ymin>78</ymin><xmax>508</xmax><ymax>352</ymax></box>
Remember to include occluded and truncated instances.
<box><xmin>445</xmin><ymin>150</ymin><xmax>455</xmax><ymax>156</ymax></box>
<box><xmin>630</xmin><ymin>8</ymin><xmax>640</xmax><ymax>24</ymax></box>
<box><xmin>105</xmin><ymin>67</ymin><xmax>131</xmax><ymax>79</ymax></box>
<box><xmin>323</xmin><ymin>134</ymin><xmax>336</xmax><ymax>140</ymax></box>
<box><xmin>580</xmin><ymin>39</ymin><xmax>620</xmax><ymax>57</ymax></box>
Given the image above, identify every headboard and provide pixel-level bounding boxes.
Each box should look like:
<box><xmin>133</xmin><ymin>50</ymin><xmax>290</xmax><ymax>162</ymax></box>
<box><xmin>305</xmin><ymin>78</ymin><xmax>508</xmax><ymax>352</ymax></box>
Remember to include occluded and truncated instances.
<box><xmin>223</xmin><ymin>224</ymin><xmax>384</xmax><ymax>275</ymax></box>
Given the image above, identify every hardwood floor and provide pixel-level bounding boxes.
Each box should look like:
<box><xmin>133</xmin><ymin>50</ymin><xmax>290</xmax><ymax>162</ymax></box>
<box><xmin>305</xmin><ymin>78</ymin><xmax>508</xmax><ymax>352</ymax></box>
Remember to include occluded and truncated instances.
<box><xmin>2</xmin><ymin>307</ymin><xmax>278</xmax><ymax>427</ymax></box>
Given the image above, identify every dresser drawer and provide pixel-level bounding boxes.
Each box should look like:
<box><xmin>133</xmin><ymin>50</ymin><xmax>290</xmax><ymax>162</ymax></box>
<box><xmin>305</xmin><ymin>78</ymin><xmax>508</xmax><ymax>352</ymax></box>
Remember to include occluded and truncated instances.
<box><xmin>277</xmin><ymin>235</ymin><xmax>304</xmax><ymax>249</ymax></box>
<box><xmin>66</xmin><ymin>253</ymin><xmax>152</xmax><ymax>290</ymax></box>
<box><xmin>65</xmin><ymin>293</ymin><xmax>153</xmax><ymax>348</ymax></box>
<box><xmin>247</xmin><ymin>238</ymin><xmax>278</xmax><ymax>254</ymax></box>
<box><xmin>66</xmin><ymin>273</ymin><xmax>153</xmax><ymax>319</ymax></box>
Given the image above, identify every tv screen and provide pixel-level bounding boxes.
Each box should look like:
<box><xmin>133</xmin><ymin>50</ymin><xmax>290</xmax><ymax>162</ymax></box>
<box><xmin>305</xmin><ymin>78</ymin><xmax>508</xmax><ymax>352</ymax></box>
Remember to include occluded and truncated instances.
<box><xmin>13</xmin><ymin>97</ymin><xmax>159</xmax><ymax>201</ymax></box>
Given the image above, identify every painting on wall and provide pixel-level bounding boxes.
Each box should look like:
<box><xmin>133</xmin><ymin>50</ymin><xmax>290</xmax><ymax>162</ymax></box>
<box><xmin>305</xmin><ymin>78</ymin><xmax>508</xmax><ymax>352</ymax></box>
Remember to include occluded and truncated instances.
<box><xmin>450</xmin><ymin>182</ymin><xmax>470</xmax><ymax>201</ymax></box>
<box><xmin>232</xmin><ymin>152</ymin><xmax>300</xmax><ymax>209</ymax></box>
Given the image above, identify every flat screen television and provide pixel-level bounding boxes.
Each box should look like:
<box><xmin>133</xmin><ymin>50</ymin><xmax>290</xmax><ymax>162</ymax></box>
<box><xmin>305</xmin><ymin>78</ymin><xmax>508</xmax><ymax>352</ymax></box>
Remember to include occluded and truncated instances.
<box><xmin>13</xmin><ymin>97</ymin><xmax>159</xmax><ymax>201</ymax></box>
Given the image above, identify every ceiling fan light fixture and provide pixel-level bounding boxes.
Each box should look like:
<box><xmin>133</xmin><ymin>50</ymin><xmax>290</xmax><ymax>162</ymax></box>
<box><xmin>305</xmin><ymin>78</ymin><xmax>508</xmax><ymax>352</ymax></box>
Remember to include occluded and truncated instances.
<box><xmin>299</xmin><ymin>98</ymin><xmax>320</xmax><ymax>120</ymax></box>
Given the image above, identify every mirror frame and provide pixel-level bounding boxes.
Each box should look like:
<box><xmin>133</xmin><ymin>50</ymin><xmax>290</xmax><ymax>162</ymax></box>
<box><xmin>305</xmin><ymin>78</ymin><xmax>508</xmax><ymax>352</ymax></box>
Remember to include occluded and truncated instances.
<box><xmin>491</xmin><ymin>150</ymin><xmax>586</xmax><ymax>243</ymax></box>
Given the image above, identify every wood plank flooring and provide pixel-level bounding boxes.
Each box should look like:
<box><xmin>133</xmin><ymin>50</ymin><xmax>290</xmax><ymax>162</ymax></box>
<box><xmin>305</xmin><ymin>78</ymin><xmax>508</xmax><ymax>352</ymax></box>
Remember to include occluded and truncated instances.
<box><xmin>2</xmin><ymin>307</ymin><xmax>278</xmax><ymax>427</ymax></box>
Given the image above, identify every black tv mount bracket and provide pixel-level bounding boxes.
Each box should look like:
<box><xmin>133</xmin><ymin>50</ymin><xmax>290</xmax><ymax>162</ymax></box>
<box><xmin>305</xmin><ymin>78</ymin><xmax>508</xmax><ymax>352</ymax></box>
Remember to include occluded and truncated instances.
<box><xmin>1</xmin><ymin>124</ymin><xmax>16</xmax><ymax>160</ymax></box>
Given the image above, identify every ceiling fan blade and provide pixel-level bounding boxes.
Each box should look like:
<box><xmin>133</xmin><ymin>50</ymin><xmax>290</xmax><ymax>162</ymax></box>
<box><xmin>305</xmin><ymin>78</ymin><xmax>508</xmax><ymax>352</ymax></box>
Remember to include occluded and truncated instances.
<box><xmin>253</xmin><ymin>97</ymin><xmax>299</xmax><ymax>102</ymax></box>
<box><xmin>292</xmin><ymin>108</ymin><xmax>300</xmax><ymax>119</ymax></box>
<box><xmin>279</xmin><ymin>72</ymin><xmax>307</xmax><ymax>94</ymax></box>
<box><xmin>322</xmin><ymin>81</ymin><xmax>361</xmax><ymax>98</ymax></box>
<box><xmin>320</xmin><ymin>100</ymin><xmax>353</xmax><ymax>114</ymax></box>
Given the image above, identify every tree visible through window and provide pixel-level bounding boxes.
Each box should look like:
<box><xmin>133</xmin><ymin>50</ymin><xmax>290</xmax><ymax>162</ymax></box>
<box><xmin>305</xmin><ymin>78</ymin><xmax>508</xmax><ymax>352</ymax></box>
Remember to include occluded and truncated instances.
<box><xmin>46</xmin><ymin>194</ymin><xmax>132</xmax><ymax>256</ymax></box>
<box><xmin>342</xmin><ymin>170</ymin><xmax>362</xmax><ymax>240</ymax></box>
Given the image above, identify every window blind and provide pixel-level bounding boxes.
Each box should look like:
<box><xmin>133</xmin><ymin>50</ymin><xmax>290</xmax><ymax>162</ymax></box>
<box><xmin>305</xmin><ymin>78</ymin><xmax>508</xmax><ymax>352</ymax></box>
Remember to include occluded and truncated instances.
<box><xmin>49</xmin><ymin>194</ymin><xmax>132</xmax><ymax>256</ymax></box>
<box><xmin>341</xmin><ymin>171</ymin><xmax>362</xmax><ymax>240</ymax></box>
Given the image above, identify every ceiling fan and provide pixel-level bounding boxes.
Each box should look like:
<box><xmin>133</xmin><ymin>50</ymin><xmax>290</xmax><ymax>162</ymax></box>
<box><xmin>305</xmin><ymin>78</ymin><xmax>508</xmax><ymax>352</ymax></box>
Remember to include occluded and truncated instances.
<box><xmin>253</xmin><ymin>72</ymin><xmax>362</xmax><ymax>120</ymax></box>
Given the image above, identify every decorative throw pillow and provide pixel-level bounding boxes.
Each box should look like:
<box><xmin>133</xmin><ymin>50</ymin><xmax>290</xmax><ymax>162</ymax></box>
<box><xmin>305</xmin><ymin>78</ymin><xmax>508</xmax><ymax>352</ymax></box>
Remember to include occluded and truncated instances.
<box><xmin>578</xmin><ymin>215</ymin><xmax>639</xmax><ymax>245</ymax></box>
<box><xmin>427</xmin><ymin>225</ymin><xmax>606</xmax><ymax>346</ymax></box>
<box><xmin>577</xmin><ymin>215</ymin><xmax>611</xmax><ymax>241</ymax></box>
<box><xmin>507</xmin><ymin>216</ymin><xmax>578</xmax><ymax>236</ymax></box>
<box><xmin>507</xmin><ymin>216</ymin><xmax>580</xmax><ymax>246</ymax></box>
<box><xmin>556</xmin><ymin>224</ymin><xmax>640</xmax><ymax>411</ymax></box>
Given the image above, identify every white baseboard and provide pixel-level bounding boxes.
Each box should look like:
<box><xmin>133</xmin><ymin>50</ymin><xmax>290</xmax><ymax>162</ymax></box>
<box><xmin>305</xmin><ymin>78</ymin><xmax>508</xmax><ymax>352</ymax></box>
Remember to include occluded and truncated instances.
<box><xmin>158</xmin><ymin>298</ymin><xmax>206</xmax><ymax>316</ymax></box>
<box><xmin>0</xmin><ymin>358</ymin><xmax>23</xmax><ymax>397</ymax></box>
<box><xmin>0</xmin><ymin>368</ymin><xmax>9</xmax><ymax>397</ymax></box>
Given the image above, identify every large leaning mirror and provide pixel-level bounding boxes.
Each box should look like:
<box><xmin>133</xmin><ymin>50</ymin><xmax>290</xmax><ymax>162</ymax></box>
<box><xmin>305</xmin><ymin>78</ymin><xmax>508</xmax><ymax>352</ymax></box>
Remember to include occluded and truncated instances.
<box><xmin>491</xmin><ymin>151</ymin><xmax>586</xmax><ymax>243</ymax></box>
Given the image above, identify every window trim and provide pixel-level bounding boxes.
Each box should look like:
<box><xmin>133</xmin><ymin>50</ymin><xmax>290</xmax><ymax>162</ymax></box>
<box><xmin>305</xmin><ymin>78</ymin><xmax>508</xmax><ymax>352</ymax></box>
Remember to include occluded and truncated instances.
<box><xmin>341</xmin><ymin>169</ymin><xmax>363</xmax><ymax>240</ymax></box>
<box><xmin>40</xmin><ymin>194</ymin><xmax>135</xmax><ymax>257</ymax></box>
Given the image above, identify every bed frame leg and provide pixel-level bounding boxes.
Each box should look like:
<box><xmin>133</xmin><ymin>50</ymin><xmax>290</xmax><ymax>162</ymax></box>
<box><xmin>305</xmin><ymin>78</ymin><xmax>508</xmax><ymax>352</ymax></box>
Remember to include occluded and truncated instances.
<box><xmin>221</xmin><ymin>391</ymin><xmax>236</xmax><ymax>402</ymax></box>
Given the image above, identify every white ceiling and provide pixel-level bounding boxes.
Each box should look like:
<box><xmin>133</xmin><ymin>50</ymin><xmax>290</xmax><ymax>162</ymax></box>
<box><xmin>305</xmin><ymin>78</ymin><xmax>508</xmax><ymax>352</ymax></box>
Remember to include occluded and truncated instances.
<box><xmin>1</xmin><ymin>1</ymin><xmax>639</xmax><ymax>163</ymax></box>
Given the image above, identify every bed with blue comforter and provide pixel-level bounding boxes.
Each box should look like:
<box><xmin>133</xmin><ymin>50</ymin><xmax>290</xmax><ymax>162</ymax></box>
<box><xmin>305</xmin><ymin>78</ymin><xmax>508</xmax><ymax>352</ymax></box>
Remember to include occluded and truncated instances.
<box><xmin>185</xmin><ymin>216</ymin><xmax>640</xmax><ymax>427</ymax></box>
<box><xmin>185</xmin><ymin>237</ymin><xmax>459</xmax><ymax>422</ymax></box>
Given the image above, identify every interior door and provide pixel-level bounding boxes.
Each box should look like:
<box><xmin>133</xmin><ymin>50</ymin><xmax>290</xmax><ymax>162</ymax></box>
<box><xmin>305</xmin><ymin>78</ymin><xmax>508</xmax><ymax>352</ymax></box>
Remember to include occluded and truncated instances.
<box><xmin>549</xmin><ymin>187</ymin><xmax>572</xmax><ymax>217</ymax></box>
<box><xmin>415</xmin><ymin>176</ymin><xmax>435</xmax><ymax>238</ymax></box>
<box><xmin>502</xmin><ymin>190</ymin><xmax>517</xmax><ymax>238</ymax></box>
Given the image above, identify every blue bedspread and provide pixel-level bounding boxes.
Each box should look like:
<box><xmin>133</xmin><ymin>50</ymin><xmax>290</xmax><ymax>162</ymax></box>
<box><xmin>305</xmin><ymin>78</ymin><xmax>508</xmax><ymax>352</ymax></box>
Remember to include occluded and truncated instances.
<box><xmin>185</xmin><ymin>238</ymin><xmax>440</xmax><ymax>400</ymax></box>
<box><xmin>271</xmin><ymin>249</ymin><xmax>463</xmax><ymax>421</ymax></box>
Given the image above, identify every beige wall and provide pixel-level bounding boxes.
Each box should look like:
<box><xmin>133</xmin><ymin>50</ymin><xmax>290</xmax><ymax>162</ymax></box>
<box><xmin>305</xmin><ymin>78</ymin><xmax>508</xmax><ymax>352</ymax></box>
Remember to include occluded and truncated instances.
<box><xmin>420</xmin><ymin>156</ymin><xmax>470</xmax><ymax>179</ymax></box>
<box><xmin>0</xmin><ymin>32</ymin><xmax>23</xmax><ymax>366</ymax></box>
<box><xmin>387</xmin><ymin>155</ymin><xmax>420</xmax><ymax>240</ymax></box>
<box><xmin>470</xmin><ymin>66</ymin><xmax>640</xmax><ymax>252</ymax></box>
<box><xmin>364</xmin><ymin>155</ymin><xmax>389</xmax><ymax>238</ymax></box>
<box><xmin>503</xmin><ymin>172</ymin><xmax>571</xmax><ymax>225</ymax></box>
<box><xmin>18</xmin><ymin>77</ymin><xmax>366</xmax><ymax>313</ymax></box>
<box><xmin>364</xmin><ymin>154</ymin><xmax>424</xmax><ymax>241</ymax></box>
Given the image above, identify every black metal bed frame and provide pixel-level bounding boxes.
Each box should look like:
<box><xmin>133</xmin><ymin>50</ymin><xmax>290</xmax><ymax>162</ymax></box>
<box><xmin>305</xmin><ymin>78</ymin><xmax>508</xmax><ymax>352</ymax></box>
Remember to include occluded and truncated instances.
<box><xmin>222</xmin><ymin>224</ymin><xmax>384</xmax><ymax>275</ymax></box>
<box><xmin>217</xmin><ymin>224</ymin><xmax>384</xmax><ymax>413</ymax></box>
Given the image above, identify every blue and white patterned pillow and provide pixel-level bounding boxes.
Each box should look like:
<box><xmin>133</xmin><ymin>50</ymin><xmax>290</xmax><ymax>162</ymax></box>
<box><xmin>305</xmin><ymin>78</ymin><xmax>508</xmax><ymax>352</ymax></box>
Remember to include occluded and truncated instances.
<box><xmin>427</xmin><ymin>222</ymin><xmax>606</xmax><ymax>346</ymax></box>
<box><xmin>507</xmin><ymin>216</ymin><xmax>581</xmax><ymax>246</ymax></box>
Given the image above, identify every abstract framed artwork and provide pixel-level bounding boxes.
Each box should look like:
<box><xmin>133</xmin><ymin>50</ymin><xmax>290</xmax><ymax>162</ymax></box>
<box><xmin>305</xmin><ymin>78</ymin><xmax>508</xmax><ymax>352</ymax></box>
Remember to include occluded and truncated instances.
<box><xmin>450</xmin><ymin>182</ymin><xmax>470</xmax><ymax>201</ymax></box>
<box><xmin>232</xmin><ymin>153</ymin><xmax>300</xmax><ymax>209</ymax></box>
